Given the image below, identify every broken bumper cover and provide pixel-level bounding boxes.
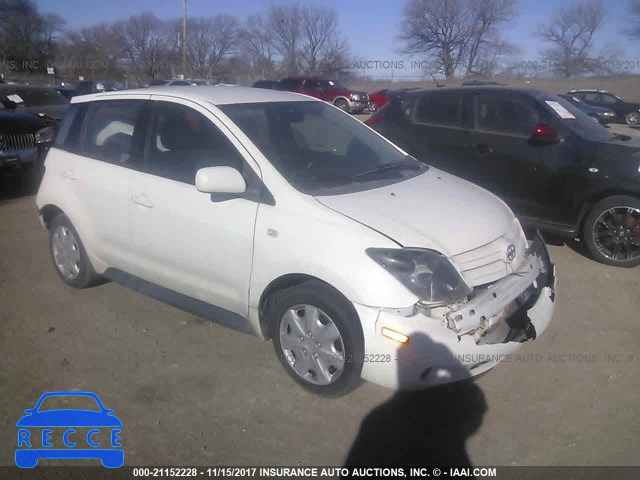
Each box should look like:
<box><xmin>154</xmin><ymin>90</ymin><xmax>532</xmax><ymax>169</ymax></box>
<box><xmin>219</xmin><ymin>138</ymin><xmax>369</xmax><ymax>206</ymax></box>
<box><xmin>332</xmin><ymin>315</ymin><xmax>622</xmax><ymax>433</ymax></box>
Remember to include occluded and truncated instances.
<box><xmin>357</xmin><ymin>232</ymin><xmax>555</xmax><ymax>390</ymax></box>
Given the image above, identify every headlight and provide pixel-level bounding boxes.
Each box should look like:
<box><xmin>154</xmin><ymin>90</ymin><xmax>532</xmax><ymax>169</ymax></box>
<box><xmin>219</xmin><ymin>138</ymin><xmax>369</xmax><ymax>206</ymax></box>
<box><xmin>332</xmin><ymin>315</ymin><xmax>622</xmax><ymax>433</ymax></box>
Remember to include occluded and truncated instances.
<box><xmin>366</xmin><ymin>248</ymin><xmax>471</xmax><ymax>306</ymax></box>
<box><xmin>35</xmin><ymin>126</ymin><xmax>55</xmax><ymax>145</ymax></box>
<box><xmin>603</xmin><ymin>112</ymin><xmax>614</xmax><ymax>116</ymax></box>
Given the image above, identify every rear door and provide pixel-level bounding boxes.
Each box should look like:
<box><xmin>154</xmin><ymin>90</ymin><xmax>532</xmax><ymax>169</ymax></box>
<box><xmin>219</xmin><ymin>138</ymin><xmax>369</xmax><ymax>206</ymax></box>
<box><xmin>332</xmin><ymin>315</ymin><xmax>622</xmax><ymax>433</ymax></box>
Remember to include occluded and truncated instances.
<box><xmin>404</xmin><ymin>91</ymin><xmax>476</xmax><ymax>180</ymax></box>
<box><xmin>55</xmin><ymin>96</ymin><xmax>150</xmax><ymax>269</ymax></box>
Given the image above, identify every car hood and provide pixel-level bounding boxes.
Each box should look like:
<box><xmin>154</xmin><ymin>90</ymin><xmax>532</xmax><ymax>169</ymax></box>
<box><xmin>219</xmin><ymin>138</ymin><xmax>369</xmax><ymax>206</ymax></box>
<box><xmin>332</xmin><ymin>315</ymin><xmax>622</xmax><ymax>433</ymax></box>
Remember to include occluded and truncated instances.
<box><xmin>314</xmin><ymin>168</ymin><xmax>515</xmax><ymax>257</ymax></box>
<box><xmin>0</xmin><ymin>110</ymin><xmax>48</xmax><ymax>133</ymax></box>
<box><xmin>22</xmin><ymin>104</ymin><xmax>67</xmax><ymax>121</ymax></box>
<box><xmin>16</xmin><ymin>410</ymin><xmax>123</xmax><ymax>427</ymax></box>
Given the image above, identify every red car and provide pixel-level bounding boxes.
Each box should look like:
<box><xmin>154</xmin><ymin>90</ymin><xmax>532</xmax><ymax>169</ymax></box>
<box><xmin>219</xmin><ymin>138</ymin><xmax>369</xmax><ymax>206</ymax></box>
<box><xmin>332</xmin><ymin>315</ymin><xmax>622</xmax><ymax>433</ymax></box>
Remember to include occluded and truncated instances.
<box><xmin>279</xmin><ymin>77</ymin><xmax>369</xmax><ymax>114</ymax></box>
<box><xmin>368</xmin><ymin>89</ymin><xmax>391</xmax><ymax>112</ymax></box>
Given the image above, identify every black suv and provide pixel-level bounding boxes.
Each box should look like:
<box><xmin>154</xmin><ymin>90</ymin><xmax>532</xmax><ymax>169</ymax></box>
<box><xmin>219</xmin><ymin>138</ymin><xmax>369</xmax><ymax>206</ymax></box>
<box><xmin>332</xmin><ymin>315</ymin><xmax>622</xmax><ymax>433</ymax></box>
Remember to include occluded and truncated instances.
<box><xmin>568</xmin><ymin>89</ymin><xmax>640</xmax><ymax>125</ymax></box>
<box><xmin>367</xmin><ymin>86</ymin><xmax>640</xmax><ymax>267</ymax></box>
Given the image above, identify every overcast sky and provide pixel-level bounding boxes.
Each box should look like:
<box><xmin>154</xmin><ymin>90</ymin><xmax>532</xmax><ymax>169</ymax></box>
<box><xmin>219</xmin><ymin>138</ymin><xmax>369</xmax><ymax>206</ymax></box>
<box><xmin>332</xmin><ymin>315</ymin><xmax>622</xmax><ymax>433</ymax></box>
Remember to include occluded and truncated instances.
<box><xmin>35</xmin><ymin>0</ymin><xmax>637</xmax><ymax>79</ymax></box>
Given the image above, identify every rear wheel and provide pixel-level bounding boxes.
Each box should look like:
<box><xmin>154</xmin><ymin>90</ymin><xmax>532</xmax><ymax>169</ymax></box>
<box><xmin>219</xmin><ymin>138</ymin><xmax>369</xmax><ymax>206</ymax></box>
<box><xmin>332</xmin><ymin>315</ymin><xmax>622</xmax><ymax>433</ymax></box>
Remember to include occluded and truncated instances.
<box><xmin>582</xmin><ymin>196</ymin><xmax>640</xmax><ymax>267</ymax></box>
<box><xmin>49</xmin><ymin>214</ymin><xmax>101</xmax><ymax>287</ymax></box>
<box><xmin>625</xmin><ymin>112</ymin><xmax>639</xmax><ymax>125</ymax></box>
<box><xmin>268</xmin><ymin>280</ymin><xmax>364</xmax><ymax>397</ymax></box>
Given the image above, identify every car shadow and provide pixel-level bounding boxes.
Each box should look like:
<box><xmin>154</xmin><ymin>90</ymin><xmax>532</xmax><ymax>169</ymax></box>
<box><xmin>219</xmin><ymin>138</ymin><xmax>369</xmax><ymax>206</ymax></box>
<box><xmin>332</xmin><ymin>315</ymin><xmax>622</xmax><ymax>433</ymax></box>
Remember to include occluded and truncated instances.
<box><xmin>344</xmin><ymin>332</ymin><xmax>487</xmax><ymax>468</ymax></box>
<box><xmin>0</xmin><ymin>170</ymin><xmax>39</xmax><ymax>203</ymax></box>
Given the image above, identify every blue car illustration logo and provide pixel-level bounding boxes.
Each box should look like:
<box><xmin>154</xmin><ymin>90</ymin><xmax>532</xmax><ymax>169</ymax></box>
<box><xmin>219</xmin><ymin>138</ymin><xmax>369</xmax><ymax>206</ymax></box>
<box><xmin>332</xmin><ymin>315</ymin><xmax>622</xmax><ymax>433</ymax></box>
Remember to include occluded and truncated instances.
<box><xmin>15</xmin><ymin>391</ymin><xmax>123</xmax><ymax>468</ymax></box>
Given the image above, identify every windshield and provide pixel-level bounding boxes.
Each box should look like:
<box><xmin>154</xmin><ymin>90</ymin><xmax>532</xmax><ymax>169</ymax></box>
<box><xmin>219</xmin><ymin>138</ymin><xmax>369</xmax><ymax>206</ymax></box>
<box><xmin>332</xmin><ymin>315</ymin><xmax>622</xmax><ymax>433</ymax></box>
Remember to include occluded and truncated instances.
<box><xmin>1</xmin><ymin>88</ymin><xmax>69</xmax><ymax>107</ymax></box>
<box><xmin>539</xmin><ymin>94</ymin><xmax>613</xmax><ymax>143</ymax></box>
<box><xmin>37</xmin><ymin>395</ymin><xmax>101</xmax><ymax>412</ymax></box>
<box><xmin>220</xmin><ymin>101</ymin><xmax>427</xmax><ymax>195</ymax></box>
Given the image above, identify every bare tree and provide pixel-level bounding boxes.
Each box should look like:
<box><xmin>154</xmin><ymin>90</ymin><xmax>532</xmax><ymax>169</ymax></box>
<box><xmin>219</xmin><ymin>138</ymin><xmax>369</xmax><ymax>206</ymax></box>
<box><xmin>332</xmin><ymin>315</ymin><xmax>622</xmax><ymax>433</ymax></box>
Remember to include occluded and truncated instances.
<box><xmin>59</xmin><ymin>22</ymin><xmax>126</xmax><ymax>80</ymax></box>
<box><xmin>399</xmin><ymin>0</ymin><xmax>469</xmax><ymax>78</ymax></box>
<box><xmin>269</xmin><ymin>4</ymin><xmax>302</xmax><ymax>75</ymax></box>
<box><xmin>240</xmin><ymin>12</ymin><xmax>275</xmax><ymax>79</ymax></box>
<box><xmin>0</xmin><ymin>0</ymin><xmax>65</xmax><ymax>71</ymax></box>
<box><xmin>299</xmin><ymin>5</ymin><xmax>336</xmax><ymax>74</ymax></box>
<box><xmin>188</xmin><ymin>15</ymin><xmax>238</xmax><ymax>81</ymax></box>
<box><xmin>538</xmin><ymin>0</ymin><xmax>608</xmax><ymax>77</ymax></box>
<box><xmin>398</xmin><ymin>0</ymin><xmax>517</xmax><ymax>79</ymax></box>
<box><xmin>121</xmin><ymin>13</ymin><xmax>171</xmax><ymax>84</ymax></box>
<box><xmin>627</xmin><ymin>0</ymin><xmax>640</xmax><ymax>39</ymax></box>
<box><xmin>464</xmin><ymin>0</ymin><xmax>517</xmax><ymax>76</ymax></box>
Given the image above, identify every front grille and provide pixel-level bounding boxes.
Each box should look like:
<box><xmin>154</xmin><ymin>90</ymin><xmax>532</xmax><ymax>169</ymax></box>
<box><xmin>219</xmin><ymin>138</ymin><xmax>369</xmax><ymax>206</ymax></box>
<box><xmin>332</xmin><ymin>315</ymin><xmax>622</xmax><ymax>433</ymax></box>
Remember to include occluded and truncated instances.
<box><xmin>0</xmin><ymin>133</ymin><xmax>36</xmax><ymax>152</ymax></box>
<box><xmin>450</xmin><ymin>219</ymin><xmax>528</xmax><ymax>287</ymax></box>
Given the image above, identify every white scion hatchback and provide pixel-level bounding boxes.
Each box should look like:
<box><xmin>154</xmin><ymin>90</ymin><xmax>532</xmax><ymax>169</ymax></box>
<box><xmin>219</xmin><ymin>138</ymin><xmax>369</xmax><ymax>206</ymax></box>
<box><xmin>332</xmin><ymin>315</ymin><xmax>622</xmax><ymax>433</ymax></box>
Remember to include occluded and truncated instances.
<box><xmin>36</xmin><ymin>86</ymin><xmax>556</xmax><ymax>396</ymax></box>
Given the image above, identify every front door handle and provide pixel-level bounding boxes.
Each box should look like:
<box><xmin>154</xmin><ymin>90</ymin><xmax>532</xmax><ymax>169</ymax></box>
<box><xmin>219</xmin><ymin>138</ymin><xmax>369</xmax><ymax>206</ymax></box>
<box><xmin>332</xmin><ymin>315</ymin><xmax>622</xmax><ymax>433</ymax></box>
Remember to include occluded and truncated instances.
<box><xmin>475</xmin><ymin>144</ymin><xmax>493</xmax><ymax>155</ymax></box>
<box><xmin>62</xmin><ymin>169</ymin><xmax>76</xmax><ymax>180</ymax></box>
<box><xmin>131</xmin><ymin>194</ymin><xmax>153</xmax><ymax>208</ymax></box>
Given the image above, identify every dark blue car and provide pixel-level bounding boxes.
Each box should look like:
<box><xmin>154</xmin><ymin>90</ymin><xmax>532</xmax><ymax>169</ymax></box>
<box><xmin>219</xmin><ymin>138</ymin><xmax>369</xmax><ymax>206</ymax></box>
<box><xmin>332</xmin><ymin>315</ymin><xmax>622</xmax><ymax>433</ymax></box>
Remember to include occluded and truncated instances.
<box><xmin>558</xmin><ymin>94</ymin><xmax>616</xmax><ymax>125</ymax></box>
<box><xmin>15</xmin><ymin>391</ymin><xmax>123</xmax><ymax>468</ymax></box>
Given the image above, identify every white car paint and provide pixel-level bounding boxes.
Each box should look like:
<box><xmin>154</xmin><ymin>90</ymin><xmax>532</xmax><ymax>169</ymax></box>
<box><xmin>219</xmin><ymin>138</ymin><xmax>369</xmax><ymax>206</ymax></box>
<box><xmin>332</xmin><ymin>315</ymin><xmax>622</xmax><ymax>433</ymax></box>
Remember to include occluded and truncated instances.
<box><xmin>36</xmin><ymin>86</ymin><xmax>556</xmax><ymax>391</ymax></box>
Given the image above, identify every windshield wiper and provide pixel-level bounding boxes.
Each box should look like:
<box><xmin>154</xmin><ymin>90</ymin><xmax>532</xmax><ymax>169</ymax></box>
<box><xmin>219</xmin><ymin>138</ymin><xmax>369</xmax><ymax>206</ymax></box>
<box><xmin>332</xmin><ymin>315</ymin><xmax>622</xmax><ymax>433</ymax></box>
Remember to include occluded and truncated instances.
<box><xmin>353</xmin><ymin>162</ymin><xmax>422</xmax><ymax>181</ymax></box>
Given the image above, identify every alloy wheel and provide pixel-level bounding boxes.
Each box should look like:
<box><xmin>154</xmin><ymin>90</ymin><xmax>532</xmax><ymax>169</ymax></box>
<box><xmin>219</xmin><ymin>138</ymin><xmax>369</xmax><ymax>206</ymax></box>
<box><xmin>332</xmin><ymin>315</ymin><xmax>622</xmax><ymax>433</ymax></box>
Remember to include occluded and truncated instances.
<box><xmin>592</xmin><ymin>206</ymin><xmax>640</xmax><ymax>261</ymax></box>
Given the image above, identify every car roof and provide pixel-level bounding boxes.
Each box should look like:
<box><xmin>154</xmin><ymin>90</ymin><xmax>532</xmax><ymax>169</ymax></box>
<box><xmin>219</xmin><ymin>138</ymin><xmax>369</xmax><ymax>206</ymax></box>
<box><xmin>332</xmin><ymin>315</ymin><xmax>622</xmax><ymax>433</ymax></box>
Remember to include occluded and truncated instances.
<box><xmin>402</xmin><ymin>85</ymin><xmax>554</xmax><ymax>98</ymax></box>
<box><xmin>567</xmin><ymin>89</ymin><xmax>609</xmax><ymax>93</ymax></box>
<box><xmin>0</xmin><ymin>84</ymin><xmax>59</xmax><ymax>91</ymax></box>
<box><xmin>70</xmin><ymin>85</ymin><xmax>312</xmax><ymax>105</ymax></box>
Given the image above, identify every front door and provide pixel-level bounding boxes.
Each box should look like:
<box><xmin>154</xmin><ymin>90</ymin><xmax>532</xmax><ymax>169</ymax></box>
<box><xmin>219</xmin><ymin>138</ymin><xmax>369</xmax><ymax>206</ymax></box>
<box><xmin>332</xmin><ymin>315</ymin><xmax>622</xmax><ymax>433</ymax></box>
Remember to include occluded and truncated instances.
<box><xmin>128</xmin><ymin>97</ymin><xmax>260</xmax><ymax>317</ymax></box>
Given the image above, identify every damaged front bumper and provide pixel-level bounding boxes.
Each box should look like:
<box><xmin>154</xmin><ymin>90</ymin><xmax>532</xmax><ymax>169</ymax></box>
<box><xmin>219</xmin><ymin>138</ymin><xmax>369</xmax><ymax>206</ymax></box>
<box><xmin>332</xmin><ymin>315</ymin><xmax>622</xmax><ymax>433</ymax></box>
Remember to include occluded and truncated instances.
<box><xmin>356</xmin><ymin>232</ymin><xmax>556</xmax><ymax>390</ymax></box>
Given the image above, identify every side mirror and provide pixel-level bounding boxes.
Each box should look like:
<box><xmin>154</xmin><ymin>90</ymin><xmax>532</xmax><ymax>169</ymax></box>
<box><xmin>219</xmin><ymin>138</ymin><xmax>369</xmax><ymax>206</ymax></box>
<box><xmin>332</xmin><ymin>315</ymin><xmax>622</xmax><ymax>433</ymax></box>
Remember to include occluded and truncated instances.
<box><xmin>195</xmin><ymin>166</ymin><xmax>246</xmax><ymax>194</ymax></box>
<box><xmin>529</xmin><ymin>123</ymin><xmax>561</xmax><ymax>147</ymax></box>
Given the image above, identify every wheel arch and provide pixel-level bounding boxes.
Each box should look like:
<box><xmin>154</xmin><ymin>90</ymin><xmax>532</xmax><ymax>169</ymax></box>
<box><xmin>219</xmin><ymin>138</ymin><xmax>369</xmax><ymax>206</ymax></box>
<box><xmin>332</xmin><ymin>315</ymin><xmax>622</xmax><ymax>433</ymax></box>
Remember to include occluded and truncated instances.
<box><xmin>577</xmin><ymin>189</ymin><xmax>640</xmax><ymax>233</ymax></box>
<box><xmin>39</xmin><ymin>204</ymin><xmax>65</xmax><ymax>230</ymax></box>
<box><xmin>256</xmin><ymin>273</ymin><xmax>356</xmax><ymax>340</ymax></box>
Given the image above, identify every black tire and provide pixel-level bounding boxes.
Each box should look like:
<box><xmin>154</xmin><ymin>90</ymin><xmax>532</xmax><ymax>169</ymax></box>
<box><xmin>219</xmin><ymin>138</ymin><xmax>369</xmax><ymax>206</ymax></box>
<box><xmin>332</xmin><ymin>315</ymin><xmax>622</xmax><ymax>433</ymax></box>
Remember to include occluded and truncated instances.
<box><xmin>267</xmin><ymin>280</ymin><xmax>364</xmax><ymax>397</ymax></box>
<box><xmin>587</xmin><ymin>113</ymin><xmax>600</xmax><ymax>123</ymax></box>
<box><xmin>48</xmin><ymin>214</ymin><xmax>101</xmax><ymax>287</ymax></box>
<box><xmin>582</xmin><ymin>195</ymin><xmax>640</xmax><ymax>267</ymax></box>
<box><xmin>334</xmin><ymin>98</ymin><xmax>349</xmax><ymax>112</ymax></box>
<box><xmin>625</xmin><ymin>112</ymin><xmax>639</xmax><ymax>125</ymax></box>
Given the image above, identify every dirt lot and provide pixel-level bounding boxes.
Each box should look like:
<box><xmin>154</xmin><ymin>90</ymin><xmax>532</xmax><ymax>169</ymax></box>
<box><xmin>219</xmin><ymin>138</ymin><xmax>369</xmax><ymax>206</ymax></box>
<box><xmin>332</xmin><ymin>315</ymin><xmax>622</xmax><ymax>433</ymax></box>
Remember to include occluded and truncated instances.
<box><xmin>1</xmin><ymin>124</ymin><xmax>639</xmax><ymax>468</ymax></box>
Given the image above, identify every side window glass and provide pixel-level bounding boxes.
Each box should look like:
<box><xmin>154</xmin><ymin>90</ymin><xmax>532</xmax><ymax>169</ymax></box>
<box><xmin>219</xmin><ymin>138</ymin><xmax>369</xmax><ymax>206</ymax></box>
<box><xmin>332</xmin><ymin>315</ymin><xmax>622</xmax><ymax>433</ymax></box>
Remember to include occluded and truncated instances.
<box><xmin>55</xmin><ymin>103</ymin><xmax>89</xmax><ymax>152</ymax></box>
<box><xmin>477</xmin><ymin>93</ymin><xmax>539</xmax><ymax>136</ymax></box>
<box><xmin>147</xmin><ymin>102</ymin><xmax>245</xmax><ymax>185</ymax></box>
<box><xmin>583</xmin><ymin>93</ymin><xmax>599</xmax><ymax>103</ymax></box>
<box><xmin>601</xmin><ymin>94</ymin><xmax>619</xmax><ymax>104</ymax></box>
<box><xmin>414</xmin><ymin>93</ymin><xmax>460</xmax><ymax>127</ymax></box>
<box><xmin>304</xmin><ymin>80</ymin><xmax>319</xmax><ymax>90</ymax></box>
<box><xmin>82</xmin><ymin>100</ymin><xmax>145</xmax><ymax>166</ymax></box>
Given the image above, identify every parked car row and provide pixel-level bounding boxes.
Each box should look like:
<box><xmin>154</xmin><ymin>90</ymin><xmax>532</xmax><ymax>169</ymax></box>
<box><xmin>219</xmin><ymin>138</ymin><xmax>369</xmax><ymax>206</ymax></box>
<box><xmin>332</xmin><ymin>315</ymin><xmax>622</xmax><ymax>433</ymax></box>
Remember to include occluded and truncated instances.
<box><xmin>366</xmin><ymin>85</ymin><xmax>640</xmax><ymax>267</ymax></box>
<box><xmin>0</xmin><ymin>84</ymin><xmax>68</xmax><ymax>182</ymax></box>
<box><xmin>252</xmin><ymin>77</ymin><xmax>370</xmax><ymax>113</ymax></box>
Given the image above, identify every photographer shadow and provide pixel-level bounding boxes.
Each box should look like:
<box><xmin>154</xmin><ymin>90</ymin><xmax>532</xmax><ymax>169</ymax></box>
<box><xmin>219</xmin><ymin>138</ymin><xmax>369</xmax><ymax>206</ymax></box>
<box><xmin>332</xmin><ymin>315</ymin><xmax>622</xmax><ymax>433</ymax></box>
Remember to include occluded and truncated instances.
<box><xmin>345</xmin><ymin>332</ymin><xmax>488</xmax><ymax>467</ymax></box>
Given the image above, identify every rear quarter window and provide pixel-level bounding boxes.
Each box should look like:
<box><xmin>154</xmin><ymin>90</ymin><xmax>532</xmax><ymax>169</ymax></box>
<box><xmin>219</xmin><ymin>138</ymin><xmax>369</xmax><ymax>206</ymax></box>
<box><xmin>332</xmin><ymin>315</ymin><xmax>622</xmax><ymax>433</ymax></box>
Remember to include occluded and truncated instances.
<box><xmin>55</xmin><ymin>103</ymin><xmax>90</xmax><ymax>152</ymax></box>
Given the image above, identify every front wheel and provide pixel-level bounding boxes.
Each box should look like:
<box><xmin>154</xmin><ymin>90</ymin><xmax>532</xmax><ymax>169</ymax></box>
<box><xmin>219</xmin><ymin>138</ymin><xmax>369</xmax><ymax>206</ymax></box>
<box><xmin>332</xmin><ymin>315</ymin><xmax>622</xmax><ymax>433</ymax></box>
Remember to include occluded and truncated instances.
<box><xmin>334</xmin><ymin>98</ymin><xmax>349</xmax><ymax>112</ymax></box>
<box><xmin>582</xmin><ymin>195</ymin><xmax>640</xmax><ymax>267</ymax></box>
<box><xmin>625</xmin><ymin>111</ymin><xmax>639</xmax><ymax>125</ymax></box>
<box><xmin>268</xmin><ymin>281</ymin><xmax>364</xmax><ymax>397</ymax></box>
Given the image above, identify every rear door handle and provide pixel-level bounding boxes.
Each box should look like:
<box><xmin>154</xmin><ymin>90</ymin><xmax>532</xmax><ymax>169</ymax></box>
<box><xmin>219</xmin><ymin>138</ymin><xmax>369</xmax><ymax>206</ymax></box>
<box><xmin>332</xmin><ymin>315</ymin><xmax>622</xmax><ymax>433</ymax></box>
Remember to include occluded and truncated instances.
<box><xmin>62</xmin><ymin>169</ymin><xmax>76</xmax><ymax>180</ymax></box>
<box><xmin>131</xmin><ymin>194</ymin><xmax>153</xmax><ymax>208</ymax></box>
